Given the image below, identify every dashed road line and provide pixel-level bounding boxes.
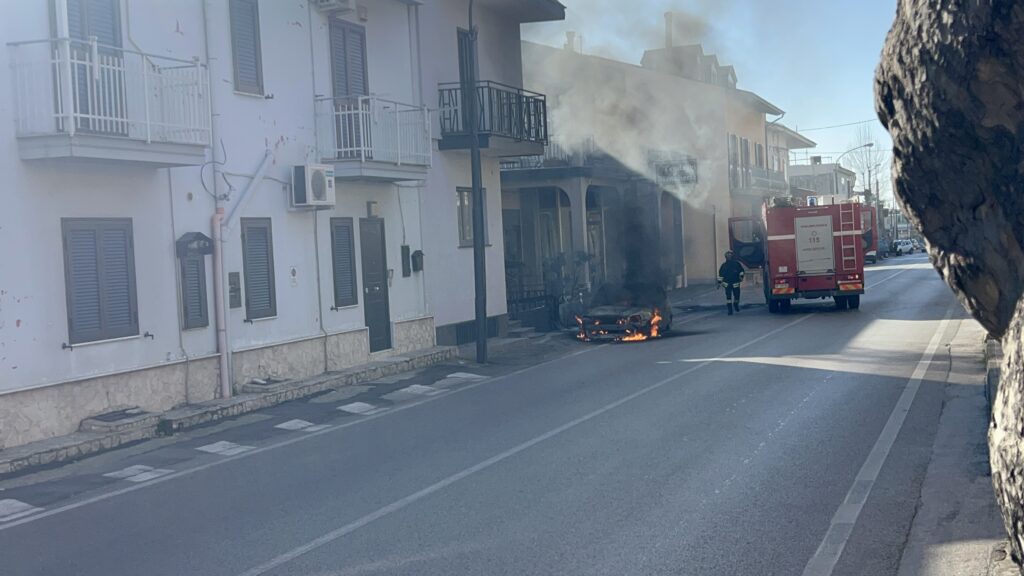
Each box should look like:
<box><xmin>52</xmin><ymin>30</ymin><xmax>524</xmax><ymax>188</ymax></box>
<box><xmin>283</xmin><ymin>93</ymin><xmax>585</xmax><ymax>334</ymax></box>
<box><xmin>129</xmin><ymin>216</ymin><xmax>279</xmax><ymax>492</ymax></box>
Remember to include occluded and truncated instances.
<box><xmin>275</xmin><ymin>419</ymin><xmax>314</xmax><ymax>431</ymax></box>
<box><xmin>0</xmin><ymin>499</ymin><xmax>43</xmax><ymax>523</ymax></box>
<box><xmin>103</xmin><ymin>465</ymin><xmax>173</xmax><ymax>483</ymax></box>
<box><xmin>338</xmin><ymin>402</ymin><xmax>387</xmax><ymax>415</ymax></box>
<box><xmin>196</xmin><ymin>441</ymin><xmax>254</xmax><ymax>456</ymax></box>
<box><xmin>398</xmin><ymin>384</ymin><xmax>443</xmax><ymax>396</ymax></box>
<box><xmin>447</xmin><ymin>372</ymin><xmax>487</xmax><ymax>380</ymax></box>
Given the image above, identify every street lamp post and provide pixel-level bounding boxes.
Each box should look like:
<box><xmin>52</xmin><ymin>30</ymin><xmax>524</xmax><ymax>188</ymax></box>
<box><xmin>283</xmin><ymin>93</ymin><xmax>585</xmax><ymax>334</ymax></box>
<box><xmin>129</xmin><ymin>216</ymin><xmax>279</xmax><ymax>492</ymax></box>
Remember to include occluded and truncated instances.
<box><xmin>834</xmin><ymin>143</ymin><xmax>873</xmax><ymax>199</ymax></box>
<box><xmin>465</xmin><ymin>0</ymin><xmax>487</xmax><ymax>363</ymax></box>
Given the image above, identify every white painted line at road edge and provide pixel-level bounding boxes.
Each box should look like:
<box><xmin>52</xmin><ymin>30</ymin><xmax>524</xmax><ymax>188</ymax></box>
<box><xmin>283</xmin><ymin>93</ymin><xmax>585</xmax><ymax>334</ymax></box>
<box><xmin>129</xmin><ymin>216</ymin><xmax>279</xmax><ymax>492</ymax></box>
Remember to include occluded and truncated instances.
<box><xmin>235</xmin><ymin>313</ymin><xmax>816</xmax><ymax>576</ymax></box>
<box><xmin>801</xmin><ymin>306</ymin><xmax>954</xmax><ymax>576</ymax></box>
<box><xmin>196</xmin><ymin>441</ymin><xmax>254</xmax><ymax>456</ymax></box>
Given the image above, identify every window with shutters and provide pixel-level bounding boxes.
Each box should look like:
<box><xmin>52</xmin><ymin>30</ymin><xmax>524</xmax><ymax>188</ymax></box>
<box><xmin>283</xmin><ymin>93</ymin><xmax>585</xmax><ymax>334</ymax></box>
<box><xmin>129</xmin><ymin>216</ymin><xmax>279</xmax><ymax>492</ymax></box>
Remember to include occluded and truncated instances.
<box><xmin>180</xmin><ymin>255</ymin><xmax>209</xmax><ymax>329</ymax></box>
<box><xmin>61</xmin><ymin>218</ymin><xmax>139</xmax><ymax>344</ymax></box>
<box><xmin>229</xmin><ymin>0</ymin><xmax>263</xmax><ymax>95</ymax></box>
<box><xmin>241</xmin><ymin>218</ymin><xmax>276</xmax><ymax>320</ymax></box>
<box><xmin>456</xmin><ymin>187</ymin><xmax>489</xmax><ymax>247</ymax></box>
<box><xmin>330</xmin><ymin>218</ymin><xmax>358</xmax><ymax>308</ymax></box>
<box><xmin>329</xmin><ymin>19</ymin><xmax>368</xmax><ymax>98</ymax></box>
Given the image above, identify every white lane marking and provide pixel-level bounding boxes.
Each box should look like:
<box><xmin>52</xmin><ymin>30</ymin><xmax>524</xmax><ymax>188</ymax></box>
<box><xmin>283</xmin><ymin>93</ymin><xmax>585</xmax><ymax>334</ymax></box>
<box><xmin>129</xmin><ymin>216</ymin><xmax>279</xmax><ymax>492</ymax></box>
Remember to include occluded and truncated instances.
<box><xmin>447</xmin><ymin>372</ymin><xmax>487</xmax><ymax>380</ymax></box>
<box><xmin>103</xmin><ymin>465</ymin><xmax>172</xmax><ymax>483</ymax></box>
<box><xmin>0</xmin><ymin>499</ymin><xmax>43</xmax><ymax>523</ymax></box>
<box><xmin>0</xmin><ymin>343</ymin><xmax>608</xmax><ymax>531</ymax></box>
<box><xmin>337</xmin><ymin>402</ymin><xmax>385</xmax><ymax>415</ymax></box>
<box><xmin>275</xmin><ymin>419</ymin><xmax>314</xmax><ymax>431</ymax></box>
<box><xmin>196</xmin><ymin>441</ymin><xmax>254</xmax><ymax>456</ymax></box>
<box><xmin>234</xmin><ymin>313</ymin><xmax>815</xmax><ymax>576</ymax></box>
<box><xmin>103</xmin><ymin>465</ymin><xmax>157</xmax><ymax>479</ymax></box>
<box><xmin>304</xmin><ymin>424</ymin><xmax>332</xmax><ymax>433</ymax></box>
<box><xmin>656</xmin><ymin>361</ymin><xmax>672</xmax><ymax>365</ymax></box>
<box><xmin>398</xmin><ymin>385</ymin><xmax>442</xmax><ymax>396</ymax></box>
<box><xmin>125</xmin><ymin>469</ymin><xmax>174</xmax><ymax>483</ymax></box>
<box><xmin>801</xmin><ymin>308</ymin><xmax>954</xmax><ymax>576</ymax></box>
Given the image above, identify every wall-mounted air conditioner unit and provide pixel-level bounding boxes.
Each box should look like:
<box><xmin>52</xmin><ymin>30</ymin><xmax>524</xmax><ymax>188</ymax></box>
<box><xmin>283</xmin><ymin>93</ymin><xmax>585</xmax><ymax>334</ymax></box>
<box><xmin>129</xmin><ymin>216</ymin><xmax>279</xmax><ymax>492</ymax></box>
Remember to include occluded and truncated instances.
<box><xmin>292</xmin><ymin>164</ymin><xmax>336</xmax><ymax>208</ymax></box>
<box><xmin>312</xmin><ymin>0</ymin><xmax>354</xmax><ymax>14</ymax></box>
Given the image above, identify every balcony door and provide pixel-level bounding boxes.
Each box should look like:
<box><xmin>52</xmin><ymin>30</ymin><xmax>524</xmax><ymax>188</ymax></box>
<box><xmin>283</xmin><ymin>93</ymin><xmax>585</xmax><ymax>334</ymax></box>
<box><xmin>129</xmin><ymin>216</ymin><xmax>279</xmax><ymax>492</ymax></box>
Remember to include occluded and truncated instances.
<box><xmin>63</xmin><ymin>0</ymin><xmax>128</xmax><ymax>135</ymax></box>
<box><xmin>329</xmin><ymin>19</ymin><xmax>368</xmax><ymax>159</ymax></box>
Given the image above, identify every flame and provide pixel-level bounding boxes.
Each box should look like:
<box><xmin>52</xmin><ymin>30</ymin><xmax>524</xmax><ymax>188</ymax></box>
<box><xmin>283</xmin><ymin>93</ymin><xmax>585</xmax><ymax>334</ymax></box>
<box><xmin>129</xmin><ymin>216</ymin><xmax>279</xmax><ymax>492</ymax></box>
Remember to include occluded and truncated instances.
<box><xmin>619</xmin><ymin>308</ymin><xmax>662</xmax><ymax>342</ymax></box>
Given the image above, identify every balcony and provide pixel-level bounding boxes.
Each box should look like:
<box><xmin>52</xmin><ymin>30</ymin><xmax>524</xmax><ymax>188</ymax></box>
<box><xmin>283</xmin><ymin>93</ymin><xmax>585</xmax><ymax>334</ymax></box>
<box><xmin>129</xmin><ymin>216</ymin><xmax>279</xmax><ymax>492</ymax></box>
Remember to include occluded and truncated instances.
<box><xmin>315</xmin><ymin>95</ymin><xmax>431</xmax><ymax>182</ymax></box>
<box><xmin>8</xmin><ymin>38</ymin><xmax>210</xmax><ymax>167</ymax></box>
<box><xmin>438</xmin><ymin>81</ymin><xmax>548</xmax><ymax>157</ymax></box>
<box><xmin>730</xmin><ymin>164</ymin><xmax>789</xmax><ymax>196</ymax></box>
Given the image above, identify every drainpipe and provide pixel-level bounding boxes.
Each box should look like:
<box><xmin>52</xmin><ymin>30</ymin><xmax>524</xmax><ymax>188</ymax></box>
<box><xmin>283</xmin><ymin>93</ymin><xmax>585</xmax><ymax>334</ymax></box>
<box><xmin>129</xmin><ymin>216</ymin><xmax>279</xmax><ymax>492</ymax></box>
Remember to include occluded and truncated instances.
<box><xmin>202</xmin><ymin>0</ymin><xmax>231</xmax><ymax>399</ymax></box>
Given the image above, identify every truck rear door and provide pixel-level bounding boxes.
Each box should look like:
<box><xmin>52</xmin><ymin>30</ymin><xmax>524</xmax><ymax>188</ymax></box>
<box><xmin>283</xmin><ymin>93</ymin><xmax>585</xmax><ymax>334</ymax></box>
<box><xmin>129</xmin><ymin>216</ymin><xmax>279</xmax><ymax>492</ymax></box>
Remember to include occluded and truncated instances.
<box><xmin>728</xmin><ymin>217</ymin><xmax>765</xmax><ymax>269</ymax></box>
<box><xmin>795</xmin><ymin>215</ymin><xmax>835</xmax><ymax>274</ymax></box>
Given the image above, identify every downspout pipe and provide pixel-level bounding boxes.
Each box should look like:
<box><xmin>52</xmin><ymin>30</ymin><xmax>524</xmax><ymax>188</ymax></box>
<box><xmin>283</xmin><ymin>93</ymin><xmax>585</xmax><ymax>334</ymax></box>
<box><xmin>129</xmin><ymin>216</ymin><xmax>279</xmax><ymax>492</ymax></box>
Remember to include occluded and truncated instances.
<box><xmin>202</xmin><ymin>0</ymin><xmax>231</xmax><ymax>399</ymax></box>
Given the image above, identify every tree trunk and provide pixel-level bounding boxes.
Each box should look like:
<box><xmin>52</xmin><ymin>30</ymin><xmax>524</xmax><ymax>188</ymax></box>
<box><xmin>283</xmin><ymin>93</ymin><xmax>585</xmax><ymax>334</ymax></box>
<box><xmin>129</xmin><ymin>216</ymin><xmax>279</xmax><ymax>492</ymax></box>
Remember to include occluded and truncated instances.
<box><xmin>876</xmin><ymin>0</ymin><xmax>1024</xmax><ymax>569</ymax></box>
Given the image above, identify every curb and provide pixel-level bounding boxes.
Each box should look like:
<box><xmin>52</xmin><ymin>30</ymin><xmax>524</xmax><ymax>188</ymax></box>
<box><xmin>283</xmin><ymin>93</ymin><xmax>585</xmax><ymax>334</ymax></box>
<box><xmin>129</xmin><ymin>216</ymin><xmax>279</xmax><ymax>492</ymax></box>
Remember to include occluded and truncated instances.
<box><xmin>0</xmin><ymin>346</ymin><xmax>455</xmax><ymax>478</ymax></box>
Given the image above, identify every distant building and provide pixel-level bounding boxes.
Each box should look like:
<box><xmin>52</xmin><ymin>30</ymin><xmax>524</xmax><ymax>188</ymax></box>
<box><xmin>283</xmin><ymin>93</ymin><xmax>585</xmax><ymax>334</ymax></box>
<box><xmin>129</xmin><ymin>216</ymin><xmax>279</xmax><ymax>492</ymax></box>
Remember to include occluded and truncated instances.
<box><xmin>789</xmin><ymin>158</ymin><xmax>857</xmax><ymax>199</ymax></box>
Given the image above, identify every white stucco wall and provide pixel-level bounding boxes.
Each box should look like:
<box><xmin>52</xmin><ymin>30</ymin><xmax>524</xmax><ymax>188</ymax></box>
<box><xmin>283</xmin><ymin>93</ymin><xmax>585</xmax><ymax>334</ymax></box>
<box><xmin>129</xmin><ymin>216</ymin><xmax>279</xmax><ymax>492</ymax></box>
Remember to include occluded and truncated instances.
<box><xmin>0</xmin><ymin>0</ymin><xmax>430</xmax><ymax>398</ymax></box>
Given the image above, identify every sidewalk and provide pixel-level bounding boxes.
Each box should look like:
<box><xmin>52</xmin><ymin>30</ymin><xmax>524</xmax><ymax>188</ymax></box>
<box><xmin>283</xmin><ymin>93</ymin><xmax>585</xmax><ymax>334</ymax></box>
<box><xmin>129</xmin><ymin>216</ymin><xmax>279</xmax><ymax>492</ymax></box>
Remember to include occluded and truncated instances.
<box><xmin>0</xmin><ymin>346</ymin><xmax>454</xmax><ymax>478</ymax></box>
<box><xmin>896</xmin><ymin>320</ymin><xmax>1006</xmax><ymax>576</ymax></box>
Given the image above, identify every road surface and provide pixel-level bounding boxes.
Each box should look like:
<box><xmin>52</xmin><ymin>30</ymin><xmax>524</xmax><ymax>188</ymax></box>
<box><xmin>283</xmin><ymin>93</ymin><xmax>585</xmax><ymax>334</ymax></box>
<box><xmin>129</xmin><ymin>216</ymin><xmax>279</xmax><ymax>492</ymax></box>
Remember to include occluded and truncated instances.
<box><xmin>0</xmin><ymin>254</ymin><xmax>979</xmax><ymax>575</ymax></box>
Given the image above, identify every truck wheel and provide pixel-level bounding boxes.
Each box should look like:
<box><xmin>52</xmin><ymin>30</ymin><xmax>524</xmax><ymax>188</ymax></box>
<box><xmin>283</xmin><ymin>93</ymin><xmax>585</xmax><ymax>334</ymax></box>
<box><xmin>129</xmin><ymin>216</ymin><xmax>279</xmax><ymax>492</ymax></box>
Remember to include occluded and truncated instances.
<box><xmin>848</xmin><ymin>295</ymin><xmax>861</xmax><ymax>310</ymax></box>
<box><xmin>779</xmin><ymin>299</ymin><xmax>792</xmax><ymax>313</ymax></box>
<box><xmin>835</xmin><ymin>296</ymin><xmax>849</xmax><ymax>310</ymax></box>
<box><xmin>768</xmin><ymin>299</ymin><xmax>780</xmax><ymax>313</ymax></box>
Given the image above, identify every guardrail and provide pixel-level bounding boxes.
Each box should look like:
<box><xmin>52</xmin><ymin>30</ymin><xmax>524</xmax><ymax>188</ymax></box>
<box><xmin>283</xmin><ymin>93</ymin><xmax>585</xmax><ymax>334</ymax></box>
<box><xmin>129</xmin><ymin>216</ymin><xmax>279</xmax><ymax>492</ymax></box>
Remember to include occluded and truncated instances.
<box><xmin>315</xmin><ymin>95</ymin><xmax>431</xmax><ymax>166</ymax></box>
<box><xmin>8</xmin><ymin>37</ymin><xmax>210</xmax><ymax>145</ymax></box>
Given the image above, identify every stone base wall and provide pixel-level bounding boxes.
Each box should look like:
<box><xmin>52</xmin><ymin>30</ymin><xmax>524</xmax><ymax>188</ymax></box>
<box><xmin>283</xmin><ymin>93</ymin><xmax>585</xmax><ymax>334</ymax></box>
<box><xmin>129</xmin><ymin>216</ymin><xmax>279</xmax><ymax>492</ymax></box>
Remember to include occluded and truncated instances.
<box><xmin>0</xmin><ymin>356</ymin><xmax>218</xmax><ymax>449</ymax></box>
<box><xmin>393</xmin><ymin>317</ymin><xmax>436</xmax><ymax>355</ymax></box>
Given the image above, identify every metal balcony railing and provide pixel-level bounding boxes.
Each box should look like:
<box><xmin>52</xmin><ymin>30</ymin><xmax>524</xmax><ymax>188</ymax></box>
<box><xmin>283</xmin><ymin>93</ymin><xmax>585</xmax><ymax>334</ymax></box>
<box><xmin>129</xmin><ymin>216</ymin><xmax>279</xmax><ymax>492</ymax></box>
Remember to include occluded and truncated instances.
<box><xmin>315</xmin><ymin>95</ymin><xmax>431</xmax><ymax>166</ymax></box>
<box><xmin>7</xmin><ymin>37</ymin><xmax>210</xmax><ymax>145</ymax></box>
<box><xmin>438</xmin><ymin>81</ymin><xmax>548</xmax><ymax>145</ymax></box>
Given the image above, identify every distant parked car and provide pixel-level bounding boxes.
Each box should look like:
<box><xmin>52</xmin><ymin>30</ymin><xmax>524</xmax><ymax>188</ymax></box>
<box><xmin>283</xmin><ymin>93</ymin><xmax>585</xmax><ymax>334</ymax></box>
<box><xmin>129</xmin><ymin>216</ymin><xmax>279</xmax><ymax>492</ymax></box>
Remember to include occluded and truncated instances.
<box><xmin>911</xmin><ymin>238</ymin><xmax>922</xmax><ymax>252</ymax></box>
<box><xmin>893</xmin><ymin>239</ymin><xmax>914</xmax><ymax>255</ymax></box>
<box><xmin>878</xmin><ymin>238</ymin><xmax>892</xmax><ymax>259</ymax></box>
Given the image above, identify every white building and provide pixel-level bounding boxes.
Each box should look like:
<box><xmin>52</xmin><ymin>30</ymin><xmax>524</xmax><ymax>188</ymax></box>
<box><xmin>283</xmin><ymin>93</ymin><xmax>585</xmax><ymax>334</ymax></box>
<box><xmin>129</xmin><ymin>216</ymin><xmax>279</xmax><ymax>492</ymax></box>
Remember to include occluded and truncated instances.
<box><xmin>0</xmin><ymin>0</ymin><xmax>562</xmax><ymax>450</ymax></box>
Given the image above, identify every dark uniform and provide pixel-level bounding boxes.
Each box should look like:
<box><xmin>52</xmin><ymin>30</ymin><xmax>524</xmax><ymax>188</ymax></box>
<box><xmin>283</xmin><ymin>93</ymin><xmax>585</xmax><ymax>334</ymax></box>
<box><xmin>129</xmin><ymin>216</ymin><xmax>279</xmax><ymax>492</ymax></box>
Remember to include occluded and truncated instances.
<box><xmin>718</xmin><ymin>253</ymin><xmax>745</xmax><ymax>315</ymax></box>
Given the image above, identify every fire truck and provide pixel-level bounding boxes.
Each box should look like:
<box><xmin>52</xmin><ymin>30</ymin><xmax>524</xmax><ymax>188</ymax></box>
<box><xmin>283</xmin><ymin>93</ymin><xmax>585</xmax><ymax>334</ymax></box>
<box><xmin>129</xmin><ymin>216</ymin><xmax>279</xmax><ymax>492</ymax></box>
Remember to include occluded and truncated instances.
<box><xmin>729</xmin><ymin>198</ymin><xmax>866</xmax><ymax>312</ymax></box>
<box><xmin>862</xmin><ymin>205</ymin><xmax>879</xmax><ymax>263</ymax></box>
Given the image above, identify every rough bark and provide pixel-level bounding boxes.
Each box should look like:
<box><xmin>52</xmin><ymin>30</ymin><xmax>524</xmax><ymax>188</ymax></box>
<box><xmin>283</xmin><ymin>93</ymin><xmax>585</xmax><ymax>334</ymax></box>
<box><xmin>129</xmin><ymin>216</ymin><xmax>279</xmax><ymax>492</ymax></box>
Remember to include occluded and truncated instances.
<box><xmin>875</xmin><ymin>0</ymin><xmax>1024</xmax><ymax>569</ymax></box>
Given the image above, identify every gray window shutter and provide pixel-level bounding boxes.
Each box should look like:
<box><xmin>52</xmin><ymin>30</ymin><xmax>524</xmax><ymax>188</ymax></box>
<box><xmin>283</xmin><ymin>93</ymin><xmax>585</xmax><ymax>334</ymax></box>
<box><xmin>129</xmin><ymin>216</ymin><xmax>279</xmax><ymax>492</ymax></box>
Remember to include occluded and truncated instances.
<box><xmin>230</xmin><ymin>0</ymin><xmax>263</xmax><ymax>94</ymax></box>
<box><xmin>99</xmin><ymin>225</ymin><xmax>136</xmax><ymax>337</ymax></box>
<box><xmin>331</xmin><ymin>218</ymin><xmax>357</xmax><ymax>307</ymax></box>
<box><xmin>241</xmin><ymin>218</ymin><xmax>276</xmax><ymax>320</ymax></box>
<box><xmin>64</xmin><ymin>225</ymin><xmax>103</xmax><ymax>342</ymax></box>
<box><xmin>66</xmin><ymin>0</ymin><xmax>122</xmax><ymax>46</ymax></box>
<box><xmin>62</xmin><ymin>218</ymin><xmax>138</xmax><ymax>344</ymax></box>
<box><xmin>181</xmin><ymin>255</ymin><xmax>209</xmax><ymax>329</ymax></box>
<box><xmin>330</xmin><ymin>20</ymin><xmax>367</xmax><ymax>97</ymax></box>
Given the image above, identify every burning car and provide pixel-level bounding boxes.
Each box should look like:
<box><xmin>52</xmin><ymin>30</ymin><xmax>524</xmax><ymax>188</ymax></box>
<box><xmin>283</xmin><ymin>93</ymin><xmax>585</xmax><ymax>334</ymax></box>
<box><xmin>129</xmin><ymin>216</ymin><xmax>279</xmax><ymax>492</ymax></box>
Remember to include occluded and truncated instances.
<box><xmin>576</xmin><ymin>282</ymin><xmax>674</xmax><ymax>342</ymax></box>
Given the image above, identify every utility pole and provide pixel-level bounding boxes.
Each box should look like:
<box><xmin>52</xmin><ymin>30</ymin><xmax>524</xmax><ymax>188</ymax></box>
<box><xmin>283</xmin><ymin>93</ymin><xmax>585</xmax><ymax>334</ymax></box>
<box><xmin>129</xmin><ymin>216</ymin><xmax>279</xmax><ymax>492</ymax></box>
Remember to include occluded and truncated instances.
<box><xmin>466</xmin><ymin>0</ymin><xmax>487</xmax><ymax>363</ymax></box>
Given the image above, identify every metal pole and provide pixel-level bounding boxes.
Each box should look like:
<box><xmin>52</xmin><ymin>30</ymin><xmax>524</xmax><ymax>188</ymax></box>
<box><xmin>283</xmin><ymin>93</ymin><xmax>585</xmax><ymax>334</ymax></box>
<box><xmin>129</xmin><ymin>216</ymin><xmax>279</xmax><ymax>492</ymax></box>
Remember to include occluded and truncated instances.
<box><xmin>467</xmin><ymin>0</ymin><xmax>487</xmax><ymax>363</ymax></box>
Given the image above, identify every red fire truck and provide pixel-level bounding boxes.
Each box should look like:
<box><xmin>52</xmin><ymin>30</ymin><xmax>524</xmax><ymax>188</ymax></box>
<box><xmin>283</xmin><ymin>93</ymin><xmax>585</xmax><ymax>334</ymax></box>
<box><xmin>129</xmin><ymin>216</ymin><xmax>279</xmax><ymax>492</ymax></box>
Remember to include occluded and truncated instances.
<box><xmin>729</xmin><ymin>199</ymin><xmax>866</xmax><ymax>312</ymax></box>
<box><xmin>862</xmin><ymin>205</ymin><xmax>879</xmax><ymax>263</ymax></box>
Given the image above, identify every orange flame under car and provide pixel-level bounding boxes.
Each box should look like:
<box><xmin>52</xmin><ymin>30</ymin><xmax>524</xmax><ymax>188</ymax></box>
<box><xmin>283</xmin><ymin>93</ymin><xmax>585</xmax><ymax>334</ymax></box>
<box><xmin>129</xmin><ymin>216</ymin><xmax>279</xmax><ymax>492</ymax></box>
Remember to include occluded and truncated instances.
<box><xmin>618</xmin><ymin>308</ymin><xmax>662</xmax><ymax>342</ymax></box>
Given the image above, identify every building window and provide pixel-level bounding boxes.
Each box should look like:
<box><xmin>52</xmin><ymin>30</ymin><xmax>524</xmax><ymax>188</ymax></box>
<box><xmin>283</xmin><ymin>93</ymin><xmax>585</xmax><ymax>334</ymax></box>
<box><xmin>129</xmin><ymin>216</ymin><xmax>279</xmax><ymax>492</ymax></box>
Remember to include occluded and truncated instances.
<box><xmin>180</xmin><ymin>255</ymin><xmax>208</xmax><ymax>329</ymax></box>
<box><xmin>229</xmin><ymin>0</ymin><xmax>263</xmax><ymax>95</ymax></box>
<box><xmin>241</xmin><ymin>217</ymin><xmax>276</xmax><ymax>320</ymax></box>
<box><xmin>330</xmin><ymin>217</ymin><xmax>358</xmax><ymax>308</ymax></box>
<box><xmin>61</xmin><ymin>218</ymin><xmax>139</xmax><ymax>344</ymax></box>
<box><xmin>755</xmin><ymin>143</ymin><xmax>764</xmax><ymax>169</ymax></box>
<box><xmin>456</xmin><ymin>187</ymin><xmax>488</xmax><ymax>247</ymax></box>
<box><xmin>329</xmin><ymin>19</ymin><xmax>368</xmax><ymax>97</ymax></box>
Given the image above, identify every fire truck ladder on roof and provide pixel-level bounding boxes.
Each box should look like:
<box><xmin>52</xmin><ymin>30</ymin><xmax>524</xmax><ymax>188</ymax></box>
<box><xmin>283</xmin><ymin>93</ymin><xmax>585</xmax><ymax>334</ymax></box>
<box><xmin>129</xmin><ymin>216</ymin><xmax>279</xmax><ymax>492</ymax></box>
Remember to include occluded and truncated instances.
<box><xmin>839</xmin><ymin>203</ymin><xmax>858</xmax><ymax>271</ymax></box>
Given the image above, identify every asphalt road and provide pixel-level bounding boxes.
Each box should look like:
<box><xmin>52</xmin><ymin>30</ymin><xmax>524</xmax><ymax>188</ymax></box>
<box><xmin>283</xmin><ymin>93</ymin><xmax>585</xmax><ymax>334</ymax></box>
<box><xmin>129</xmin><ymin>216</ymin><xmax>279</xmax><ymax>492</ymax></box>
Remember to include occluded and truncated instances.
<box><xmin>0</xmin><ymin>254</ymin><xmax>977</xmax><ymax>576</ymax></box>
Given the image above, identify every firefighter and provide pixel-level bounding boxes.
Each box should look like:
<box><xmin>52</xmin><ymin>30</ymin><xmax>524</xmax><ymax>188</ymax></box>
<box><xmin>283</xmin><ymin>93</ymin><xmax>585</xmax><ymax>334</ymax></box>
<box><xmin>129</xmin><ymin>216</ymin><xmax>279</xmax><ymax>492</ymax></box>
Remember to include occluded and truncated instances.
<box><xmin>718</xmin><ymin>250</ymin><xmax>745</xmax><ymax>315</ymax></box>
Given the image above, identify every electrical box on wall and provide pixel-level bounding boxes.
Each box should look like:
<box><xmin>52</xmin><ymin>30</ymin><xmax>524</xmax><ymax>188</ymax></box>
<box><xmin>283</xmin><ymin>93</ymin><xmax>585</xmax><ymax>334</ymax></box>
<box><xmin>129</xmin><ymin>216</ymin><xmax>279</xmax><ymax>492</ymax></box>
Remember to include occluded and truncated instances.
<box><xmin>411</xmin><ymin>250</ymin><xmax>424</xmax><ymax>272</ymax></box>
<box><xmin>228</xmin><ymin>272</ymin><xmax>242</xmax><ymax>309</ymax></box>
<box><xmin>401</xmin><ymin>245</ymin><xmax>411</xmax><ymax>277</ymax></box>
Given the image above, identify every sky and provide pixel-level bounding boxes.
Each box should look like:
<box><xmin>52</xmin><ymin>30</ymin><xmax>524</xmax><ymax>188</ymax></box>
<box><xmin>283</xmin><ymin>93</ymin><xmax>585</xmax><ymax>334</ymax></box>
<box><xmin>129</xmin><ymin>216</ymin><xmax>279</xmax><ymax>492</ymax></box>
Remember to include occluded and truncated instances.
<box><xmin>522</xmin><ymin>0</ymin><xmax>899</xmax><ymax>203</ymax></box>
